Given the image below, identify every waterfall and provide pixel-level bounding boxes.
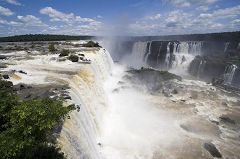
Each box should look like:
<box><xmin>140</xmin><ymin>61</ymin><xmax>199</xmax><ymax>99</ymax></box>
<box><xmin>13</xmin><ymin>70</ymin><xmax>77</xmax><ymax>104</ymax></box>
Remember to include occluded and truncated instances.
<box><xmin>164</xmin><ymin>43</ymin><xmax>171</xmax><ymax>69</ymax></box>
<box><xmin>122</xmin><ymin>41</ymin><xmax>148</xmax><ymax>69</ymax></box>
<box><xmin>223</xmin><ymin>64</ymin><xmax>238</xmax><ymax>84</ymax></box>
<box><xmin>156</xmin><ymin>43</ymin><xmax>162</xmax><ymax>66</ymax></box>
<box><xmin>168</xmin><ymin>41</ymin><xmax>202</xmax><ymax>76</ymax></box>
<box><xmin>197</xmin><ymin>59</ymin><xmax>206</xmax><ymax>78</ymax></box>
<box><xmin>224</xmin><ymin>42</ymin><xmax>230</xmax><ymax>53</ymax></box>
<box><xmin>145</xmin><ymin>41</ymin><xmax>152</xmax><ymax>63</ymax></box>
<box><xmin>59</xmin><ymin>48</ymin><xmax>113</xmax><ymax>159</ymax></box>
<box><xmin>176</xmin><ymin>42</ymin><xmax>189</xmax><ymax>53</ymax></box>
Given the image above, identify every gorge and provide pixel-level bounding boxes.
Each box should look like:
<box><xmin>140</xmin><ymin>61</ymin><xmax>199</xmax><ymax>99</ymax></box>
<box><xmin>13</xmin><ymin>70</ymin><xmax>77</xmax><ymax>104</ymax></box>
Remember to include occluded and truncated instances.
<box><xmin>0</xmin><ymin>33</ymin><xmax>240</xmax><ymax>159</ymax></box>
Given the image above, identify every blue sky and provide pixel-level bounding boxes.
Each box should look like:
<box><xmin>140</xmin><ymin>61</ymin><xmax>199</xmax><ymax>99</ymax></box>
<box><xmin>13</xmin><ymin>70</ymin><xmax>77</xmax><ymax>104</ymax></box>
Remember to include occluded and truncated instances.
<box><xmin>0</xmin><ymin>0</ymin><xmax>240</xmax><ymax>36</ymax></box>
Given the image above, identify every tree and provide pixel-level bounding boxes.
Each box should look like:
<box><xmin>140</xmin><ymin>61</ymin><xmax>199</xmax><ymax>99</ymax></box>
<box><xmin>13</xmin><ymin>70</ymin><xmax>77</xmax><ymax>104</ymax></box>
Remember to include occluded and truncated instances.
<box><xmin>0</xmin><ymin>78</ymin><xmax>75</xmax><ymax>159</ymax></box>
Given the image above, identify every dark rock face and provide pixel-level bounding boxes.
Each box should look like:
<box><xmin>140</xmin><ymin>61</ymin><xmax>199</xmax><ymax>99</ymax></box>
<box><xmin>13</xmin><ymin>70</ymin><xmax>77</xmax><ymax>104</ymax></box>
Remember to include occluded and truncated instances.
<box><xmin>125</xmin><ymin>68</ymin><xmax>181</xmax><ymax>92</ymax></box>
<box><xmin>203</xmin><ymin>142</ymin><xmax>222</xmax><ymax>158</ymax></box>
<box><xmin>2</xmin><ymin>74</ymin><xmax>9</xmax><ymax>79</ymax></box>
<box><xmin>0</xmin><ymin>55</ymin><xmax>7</xmax><ymax>60</ymax></box>
<box><xmin>219</xmin><ymin>116</ymin><xmax>236</xmax><ymax>125</ymax></box>
<box><xmin>68</xmin><ymin>55</ymin><xmax>79</xmax><ymax>62</ymax></box>
<box><xmin>19</xmin><ymin>70</ymin><xmax>27</xmax><ymax>74</ymax></box>
<box><xmin>147</xmin><ymin>41</ymin><xmax>170</xmax><ymax>68</ymax></box>
<box><xmin>189</xmin><ymin>56</ymin><xmax>226</xmax><ymax>81</ymax></box>
<box><xmin>189</xmin><ymin>56</ymin><xmax>240</xmax><ymax>87</ymax></box>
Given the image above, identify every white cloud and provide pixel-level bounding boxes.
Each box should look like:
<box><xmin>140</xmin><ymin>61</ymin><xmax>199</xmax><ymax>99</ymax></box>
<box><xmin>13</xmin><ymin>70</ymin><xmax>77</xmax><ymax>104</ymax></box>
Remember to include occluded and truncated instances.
<box><xmin>40</xmin><ymin>7</ymin><xmax>75</xmax><ymax>22</ymax></box>
<box><xmin>17</xmin><ymin>15</ymin><xmax>47</xmax><ymax>26</ymax></box>
<box><xmin>147</xmin><ymin>14</ymin><xmax>161</xmax><ymax>20</ymax></box>
<box><xmin>164</xmin><ymin>0</ymin><xmax>218</xmax><ymax>7</ymax></box>
<box><xmin>128</xmin><ymin>4</ymin><xmax>240</xmax><ymax>35</ymax></box>
<box><xmin>0</xmin><ymin>6</ymin><xmax>14</xmax><ymax>16</ymax></box>
<box><xmin>39</xmin><ymin>7</ymin><xmax>103</xmax><ymax>35</ymax></box>
<box><xmin>5</xmin><ymin>0</ymin><xmax>22</xmax><ymax>6</ymax></box>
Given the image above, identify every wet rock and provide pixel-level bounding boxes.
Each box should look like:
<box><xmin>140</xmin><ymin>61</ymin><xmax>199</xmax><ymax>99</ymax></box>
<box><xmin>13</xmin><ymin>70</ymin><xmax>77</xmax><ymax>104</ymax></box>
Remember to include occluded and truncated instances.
<box><xmin>190</xmin><ymin>92</ymin><xmax>198</xmax><ymax>99</ymax></box>
<box><xmin>0</xmin><ymin>55</ymin><xmax>7</xmax><ymax>60</ymax></box>
<box><xmin>118</xmin><ymin>81</ymin><xmax>125</xmax><ymax>85</ymax></box>
<box><xmin>68</xmin><ymin>55</ymin><xmax>79</xmax><ymax>62</ymax></box>
<box><xmin>76</xmin><ymin>105</ymin><xmax>81</xmax><ymax>112</ymax></box>
<box><xmin>162</xmin><ymin>89</ymin><xmax>172</xmax><ymax>97</ymax></box>
<box><xmin>112</xmin><ymin>88</ymin><xmax>120</xmax><ymax>93</ymax></box>
<box><xmin>20</xmin><ymin>84</ymin><xmax>26</xmax><ymax>90</ymax></box>
<box><xmin>2</xmin><ymin>74</ymin><xmax>9</xmax><ymax>79</ymax></box>
<box><xmin>63</xmin><ymin>95</ymin><xmax>71</xmax><ymax>100</ymax></box>
<box><xmin>180</xmin><ymin>99</ymin><xmax>186</xmax><ymax>102</ymax></box>
<box><xmin>125</xmin><ymin>68</ymin><xmax>181</xmax><ymax>92</ymax></box>
<box><xmin>219</xmin><ymin>116</ymin><xmax>235</xmax><ymax>124</ymax></box>
<box><xmin>58</xmin><ymin>57</ymin><xmax>67</xmax><ymax>62</ymax></box>
<box><xmin>221</xmin><ymin>102</ymin><xmax>228</xmax><ymax>106</ymax></box>
<box><xmin>203</xmin><ymin>142</ymin><xmax>222</xmax><ymax>158</ymax></box>
<box><xmin>19</xmin><ymin>70</ymin><xmax>27</xmax><ymax>74</ymax></box>
<box><xmin>172</xmin><ymin>89</ymin><xmax>178</xmax><ymax>94</ymax></box>
<box><xmin>24</xmin><ymin>94</ymin><xmax>31</xmax><ymax>99</ymax></box>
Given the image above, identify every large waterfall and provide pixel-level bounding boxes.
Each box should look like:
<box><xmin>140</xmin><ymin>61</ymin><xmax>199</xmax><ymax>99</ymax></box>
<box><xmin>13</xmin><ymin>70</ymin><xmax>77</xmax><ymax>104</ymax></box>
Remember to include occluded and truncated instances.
<box><xmin>127</xmin><ymin>41</ymin><xmax>203</xmax><ymax>73</ymax></box>
<box><xmin>59</xmin><ymin>48</ymin><xmax>113</xmax><ymax>159</ymax></box>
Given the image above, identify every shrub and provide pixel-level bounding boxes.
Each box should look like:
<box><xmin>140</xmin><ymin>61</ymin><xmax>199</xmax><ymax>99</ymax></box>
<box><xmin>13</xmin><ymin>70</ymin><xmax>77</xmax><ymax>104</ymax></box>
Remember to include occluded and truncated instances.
<box><xmin>48</xmin><ymin>44</ymin><xmax>57</xmax><ymax>52</ymax></box>
<box><xmin>83</xmin><ymin>41</ymin><xmax>101</xmax><ymax>47</ymax></box>
<box><xmin>59</xmin><ymin>49</ymin><xmax>70</xmax><ymax>57</ymax></box>
<box><xmin>68</xmin><ymin>55</ymin><xmax>79</xmax><ymax>62</ymax></box>
<box><xmin>0</xmin><ymin>78</ymin><xmax>74</xmax><ymax>159</ymax></box>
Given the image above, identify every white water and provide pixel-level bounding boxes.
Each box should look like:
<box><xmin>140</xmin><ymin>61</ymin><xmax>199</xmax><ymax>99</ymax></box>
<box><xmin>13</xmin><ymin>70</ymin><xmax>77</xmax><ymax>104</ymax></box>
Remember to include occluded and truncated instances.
<box><xmin>99</xmin><ymin>64</ymin><xmax>183</xmax><ymax>159</ymax></box>
<box><xmin>168</xmin><ymin>41</ymin><xmax>202</xmax><ymax>77</ymax></box>
<box><xmin>2</xmin><ymin>42</ymin><xmax>240</xmax><ymax>159</ymax></box>
<box><xmin>223</xmin><ymin>64</ymin><xmax>238</xmax><ymax>84</ymax></box>
<box><xmin>126</xmin><ymin>41</ymin><xmax>148</xmax><ymax>68</ymax></box>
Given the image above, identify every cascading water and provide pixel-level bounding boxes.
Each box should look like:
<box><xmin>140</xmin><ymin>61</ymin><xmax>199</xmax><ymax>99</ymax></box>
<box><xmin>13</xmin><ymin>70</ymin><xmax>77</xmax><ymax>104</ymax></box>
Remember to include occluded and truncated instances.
<box><xmin>145</xmin><ymin>41</ymin><xmax>152</xmax><ymax>63</ymax></box>
<box><xmin>129</xmin><ymin>42</ymin><xmax>148</xmax><ymax>68</ymax></box>
<box><xmin>168</xmin><ymin>41</ymin><xmax>203</xmax><ymax>76</ymax></box>
<box><xmin>197</xmin><ymin>59</ymin><xmax>206</xmax><ymax>78</ymax></box>
<box><xmin>223</xmin><ymin>64</ymin><xmax>238</xmax><ymax>84</ymax></box>
<box><xmin>189</xmin><ymin>42</ymin><xmax>203</xmax><ymax>55</ymax></box>
<box><xmin>224</xmin><ymin>42</ymin><xmax>230</xmax><ymax>53</ymax></box>
<box><xmin>58</xmin><ymin>48</ymin><xmax>114</xmax><ymax>159</ymax></box>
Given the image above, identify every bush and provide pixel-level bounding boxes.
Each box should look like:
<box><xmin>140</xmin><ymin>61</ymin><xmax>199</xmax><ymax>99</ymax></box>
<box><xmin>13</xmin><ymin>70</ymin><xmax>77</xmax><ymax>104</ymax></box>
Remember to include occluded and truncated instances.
<box><xmin>83</xmin><ymin>41</ymin><xmax>101</xmax><ymax>47</ymax></box>
<box><xmin>59</xmin><ymin>49</ymin><xmax>70</xmax><ymax>57</ymax></box>
<box><xmin>48</xmin><ymin>44</ymin><xmax>57</xmax><ymax>52</ymax></box>
<box><xmin>0</xmin><ymin>78</ymin><xmax>74</xmax><ymax>159</ymax></box>
<box><xmin>68</xmin><ymin>55</ymin><xmax>79</xmax><ymax>62</ymax></box>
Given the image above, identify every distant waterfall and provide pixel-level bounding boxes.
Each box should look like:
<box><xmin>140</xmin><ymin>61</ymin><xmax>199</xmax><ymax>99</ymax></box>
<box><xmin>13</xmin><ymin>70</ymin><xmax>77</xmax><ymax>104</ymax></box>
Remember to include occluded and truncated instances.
<box><xmin>224</xmin><ymin>64</ymin><xmax>238</xmax><ymax>84</ymax></box>
<box><xmin>145</xmin><ymin>41</ymin><xmax>152</xmax><ymax>63</ymax></box>
<box><xmin>189</xmin><ymin>42</ymin><xmax>203</xmax><ymax>55</ymax></box>
<box><xmin>125</xmin><ymin>41</ymin><xmax>148</xmax><ymax>68</ymax></box>
<box><xmin>224</xmin><ymin>42</ymin><xmax>230</xmax><ymax>53</ymax></box>
<box><xmin>166</xmin><ymin>41</ymin><xmax>203</xmax><ymax>76</ymax></box>
<box><xmin>176</xmin><ymin>42</ymin><xmax>189</xmax><ymax>53</ymax></box>
<box><xmin>197</xmin><ymin>59</ymin><xmax>206</xmax><ymax>78</ymax></box>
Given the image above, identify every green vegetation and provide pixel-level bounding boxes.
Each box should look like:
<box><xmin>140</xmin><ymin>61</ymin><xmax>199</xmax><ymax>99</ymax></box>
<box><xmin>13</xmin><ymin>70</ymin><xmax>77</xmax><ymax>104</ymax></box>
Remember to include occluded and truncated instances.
<box><xmin>59</xmin><ymin>49</ymin><xmax>70</xmax><ymax>57</ymax></box>
<box><xmin>0</xmin><ymin>34</ymin><xmax>94</xmax><ymax>42</ymax></box>
<box><xmin>68</xmin><ymin>55</ymin><xmax>79</xmax><ymax>62</ymax></box>
<box><xmin>48</xmin><ymin>43</ymin><xmax>57</xmax><ymax>52</ymax></box>
<box><xmin>0</xmin><ymin>78</ymin><xmax>74</xmax><ymax>159</ymax></box>
<box><xmin>82</xmin><ymin>41</ymin><xmax>101</xmax><ymax>47</ymax></box>
<box><xmin>0</xmin><ymin>32</ymin><xmax>239</xmax><ymax>42</ymax></box>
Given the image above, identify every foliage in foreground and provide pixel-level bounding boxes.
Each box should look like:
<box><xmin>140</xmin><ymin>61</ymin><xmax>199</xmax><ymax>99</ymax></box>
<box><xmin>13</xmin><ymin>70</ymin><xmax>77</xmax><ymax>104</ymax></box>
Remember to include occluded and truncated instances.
<box><xmin>0</xmin><ymin>79</ymin><xmax>74</xmax><ymax>159</ymax></box>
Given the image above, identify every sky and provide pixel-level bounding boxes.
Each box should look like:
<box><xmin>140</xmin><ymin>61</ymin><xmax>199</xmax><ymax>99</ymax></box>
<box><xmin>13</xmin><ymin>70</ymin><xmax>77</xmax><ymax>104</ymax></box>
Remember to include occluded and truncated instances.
<box><xmin>0</xmin><ymin>0</ymin><xmax>240</xmax><ymax>36</ymax></box>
